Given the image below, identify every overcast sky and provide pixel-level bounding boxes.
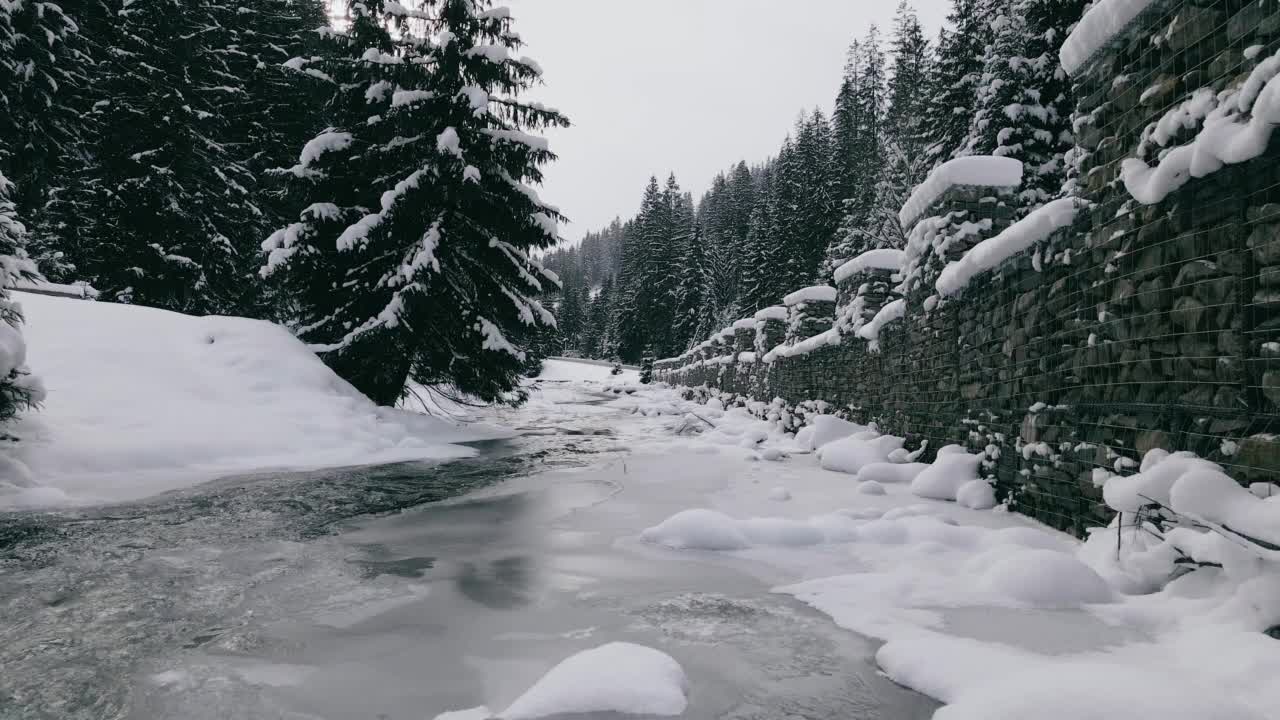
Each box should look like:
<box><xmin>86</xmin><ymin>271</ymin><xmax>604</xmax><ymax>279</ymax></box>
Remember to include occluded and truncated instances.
<box><xmin>503</xmin><ymin>0</ymin><xmax>951</xmax><ymax>245</ymax></box>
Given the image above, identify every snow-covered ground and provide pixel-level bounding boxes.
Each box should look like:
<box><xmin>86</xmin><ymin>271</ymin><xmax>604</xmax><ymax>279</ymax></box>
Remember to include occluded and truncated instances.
<box><xmin>449</xmin><ymin>381</ymin><xmax>1278</xmax><ymax>720</ymax></box>
<box><xmin>0</xmin><ymin>294</ymin><xmax>509</xmax><ymax>508</ymax></box>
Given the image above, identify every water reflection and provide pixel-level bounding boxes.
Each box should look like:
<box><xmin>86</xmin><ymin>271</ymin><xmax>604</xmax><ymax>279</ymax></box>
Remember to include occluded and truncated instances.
<box><xmin>457</xmin><ymin>555</ymin><xmax>535</xmax><ymax>609</ymax></box>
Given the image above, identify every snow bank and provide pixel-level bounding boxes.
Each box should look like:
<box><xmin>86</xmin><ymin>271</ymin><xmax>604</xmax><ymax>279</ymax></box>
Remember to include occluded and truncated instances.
<box><xmin>782</xmin><ymin>285</ymin><xmax>837</xmax><ymax>306</ymax></box>
<box><xmin>1122</xmin><ymin>49</ymin><xmax>1280</xmax><ymax>205</ymax></box>
<box><xmin>856</xmin><ymin>298</ymin><xmax>906</xmax><ymax>351</ymax></box>
<box><xmin>833</xmin><ymin>248</ymin><xmax>905</xmax><ymax>284</ymax></box>
<box><xmin>898</xmin><ymin>157</ymin><xmax>1023</xmax><ymax>228</ymax></box>
<box><xmin>935</xmin><ymin>198</ymin><xmax>1080</xmax><ymax>297</ymax></box>
<box><xmin>1060</xmin><ymin>0</ymin><xmax>1161</xmax><ymax>77</ymax></box>
<box><xmin>909</xmin><ymin>447</ymin><xmax>984</xmax><ymax>501</ymax></box>
<box><xmin>537</xmin><ymin>358</ymin><xmax>639</xmax><ymax>383</ymax></box>
<box><xmin>500</xmin><ymin>642</ymin><xmax>688</xmax><ymax>719</ymax></box>
<box><xmin>2</xmin><ymin>295</ymin><xmax>504</xmax><ymax>507</ymax></box>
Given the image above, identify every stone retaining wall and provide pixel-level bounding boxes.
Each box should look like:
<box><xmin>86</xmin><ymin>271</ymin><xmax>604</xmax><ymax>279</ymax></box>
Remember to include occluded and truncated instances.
<box><xmin>655</xmin><ymin>0</ymin><xmax>1280</xmax><ymax>536</ymax></box>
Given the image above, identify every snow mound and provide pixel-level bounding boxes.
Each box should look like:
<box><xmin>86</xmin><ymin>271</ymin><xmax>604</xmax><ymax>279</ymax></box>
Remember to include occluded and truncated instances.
<box><xmin>909</xmin><ymin>448</ymin><xmax>983</xmax><ymax>501</ymax></box>
<box><xmin>806</xmin><ymin>415</ymin><xmax>869</xmax><ymax>450</ymax></box>
<box><xmin>857</xmin><ymin>480</ymin><xmax>887</xmax><ymax>496</ymax></box>
<box><xmin>857</xmin><ymin>462</ymin><xmax>929</xmax><ymax>484</ymax></box>
<box><xmin>820</xmin><ymin>433</ymin><xmax>906</xmax><ymax>475</ymax></box>
<box><xmin>955</xmin><ymin>480</ymin><xmax>997</xmax><ymax>509</ymax></box>
<box><xmin>898</xmin><ymin>157</ymin><xmax>1023</xmax><ymax>228</ymax></box>
<box><xmin>3</xmin><ymin>294</ymin><xmax>502</xmax><ymax>507</ymax></box>
<box><xmin>500</xmin><ymin>642</ymin><xmax>688</xmax><ymax>719</ymax></box>
<box><xmin>640</xmin><ymin>509</ymin><xmax>750</xmax><ymax>551</ymax></box>
<box><xmin>768</xmin><ymin>486</ymin><xmax>791</xmax><ymax>501</ymax></box>
<box><xmin>977</xmin><ymin>549</ymin><xmax>1113</xmax><ymax>608</ymax></box>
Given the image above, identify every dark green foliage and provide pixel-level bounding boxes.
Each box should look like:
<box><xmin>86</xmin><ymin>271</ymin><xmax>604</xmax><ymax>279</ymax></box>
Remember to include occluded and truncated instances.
<box><xmin>263</xmin><ymin>0</ymin><xmax>566</xmax><ymax>406</ymax></box>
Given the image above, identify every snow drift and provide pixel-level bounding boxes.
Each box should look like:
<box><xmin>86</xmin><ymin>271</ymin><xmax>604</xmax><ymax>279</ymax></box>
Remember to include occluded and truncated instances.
<box><xmin>0</xmin><ymin>294</ymin><xmax>504</xmax><ymax>507</ymax></box>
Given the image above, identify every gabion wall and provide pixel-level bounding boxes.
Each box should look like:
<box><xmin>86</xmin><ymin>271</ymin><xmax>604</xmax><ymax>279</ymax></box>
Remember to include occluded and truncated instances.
<box><xmin>657</xmin><ymin>0</ymin><xmax>1280</xmax><ymax>536</ymax></box>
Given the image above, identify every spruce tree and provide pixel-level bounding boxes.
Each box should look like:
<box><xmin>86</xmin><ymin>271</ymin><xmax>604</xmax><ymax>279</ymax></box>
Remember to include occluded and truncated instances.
<box><xmin>556</xmin><ymin>279</ymin><xmax>584</xmax><ymax>355</ymax></box>
<box><xmin>43</xmin><ymin>0</ymin><xmax>262</xmax><ymax>312</ymax></box>
<box><xmin>672</xmin><ymin>223</ymin><xmax>710</xmax><ymax>349</ymax></box>
<box><xmin>0</xmin><ymin>0</ymin><xmax>83</xmax><ymax>216</ymax></box>
<box><xmin>826</xmin><ymin>29</ymin><xmax>888</xmax><ymax>270</ymax></box>
<box><xmin>263</xmin><ymin>0</ymin><xmax>566</xmax><ymax>405</ymax></box>
<box><xmin>0</xmin><ymin>170</ymin><xmax>43</xmax><ymax>422</ymax></box>
<box><xmin>922</xmin><ymin>0</ymin><xmax>992</xmax><ymax>167</ymax></box>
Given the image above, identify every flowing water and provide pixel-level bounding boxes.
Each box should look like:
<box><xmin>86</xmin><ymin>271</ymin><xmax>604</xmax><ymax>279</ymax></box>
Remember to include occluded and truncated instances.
<box><xmin>0</xmin><ymin>385</ymin><xmax>937</xmax><ymax>720</ymax></box>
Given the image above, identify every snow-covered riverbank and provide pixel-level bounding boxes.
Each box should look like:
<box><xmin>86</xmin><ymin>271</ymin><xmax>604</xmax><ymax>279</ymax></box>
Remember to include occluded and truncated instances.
<box><xmin>564</xmin><ymin>382</ymin><xmax>1279</xmax><ymax>720</ymax></box>
<box><xmin>0</xmin><ymin>294</ymin><xmax>512</xmax><ymax>508</ymax></box>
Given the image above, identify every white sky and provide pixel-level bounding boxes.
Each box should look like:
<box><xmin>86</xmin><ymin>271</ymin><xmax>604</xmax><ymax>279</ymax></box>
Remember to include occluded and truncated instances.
<box><xmin>503</xmin><ymin>0</ymin><xmax>950</xmax><ymax>245</ymax></box>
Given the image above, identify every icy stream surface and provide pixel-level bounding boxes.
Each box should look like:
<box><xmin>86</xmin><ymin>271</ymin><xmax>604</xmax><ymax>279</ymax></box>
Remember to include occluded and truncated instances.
<box><xmin>0</xmin><ymin>379</ymin><xmax>936</xmax><ymax>719</ymax></box>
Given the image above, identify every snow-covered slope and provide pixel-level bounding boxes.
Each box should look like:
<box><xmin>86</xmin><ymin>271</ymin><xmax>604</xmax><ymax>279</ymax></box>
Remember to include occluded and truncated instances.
<box><xmin>0</xmin><ymin>294</ymin><xmax>506</xmax><ymax>508</ymax></box>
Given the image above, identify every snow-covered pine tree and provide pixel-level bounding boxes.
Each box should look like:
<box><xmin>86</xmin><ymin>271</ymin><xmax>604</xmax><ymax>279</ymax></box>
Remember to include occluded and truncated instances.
<box><xmin>826</xmin><ymin>29</ymin><xmax>888</xmax><ymax>270</ymax></box>
<box><xmin>0</xmin><ymin>0</ymin><xmax>88</xmax><ymax>279</ymax></box>
<box><xmin>738</xmin><ymin>164</ymin><xmax>779</xmax><ymax>311</ymax></box>
<box><xmin>590</xmin><ymin>274</ymin><xmax>615</xmax><ymax>359</ymax></box>
<box><xmin>959</xmin><ymin>0</ymin><xmax>1085</xmax><ymax>210</ymax></box>
<box><xmin>1017</xmin><ymin>0</ymin><xmax>1088</xmax><ymax>201</ymax></box>
<box><xmin>833</xmin><ymin>4</ymin><xmax>932</xmax><ymax>260</ymax></box>
<box><xmin>672</xmin><ymin>223</ymin><xmax>711</xmax><ymax>349</ymax></box>
<box><xmin>921</xmin><ymin>0</ymin><xmax>993</xmax><ymax>167</ymax></box>
<box><xmin>0</xmin><ymin>169</ymin><xmax>43</xmax><ymax>422</ymax></box>
<box><xmin>0</xmin><ymin>0</ymin><xmax>83</xmax><ymax>216</ymax></box>
<box><xmin>44</xmin><ymin>0</ymin><xmax>262</xmax><ymax>313</ymax></box>
<box><xmin>612</xmin><ymin>180</ymin><xmax>659</xmax><ymax>362</ymax></box>
<box><xmin>263</xmin><ymin>0</ymin><xmax>566</xmax><ymax>406</ymax></box>
<box><xmin>885</xmin><ymin>2</ymin><xmax>931</xmax><ymax>173</ymax></box>
<box><xmin>556</xmin><ymin>279</ymin><xmax>584</xmax><ymax>355</ymax></box>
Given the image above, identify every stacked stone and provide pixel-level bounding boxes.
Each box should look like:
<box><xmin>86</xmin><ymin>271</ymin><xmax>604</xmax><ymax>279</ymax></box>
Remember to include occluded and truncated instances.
<box><xmin>1062</xmin><ymin>0</ymin><xmax>1280</xmax><ymax>505</ymax></box>
<box><xmin>899</xmin><ymin>182</ymin><xmax>1018</xmax><ymax>459</ymax></box>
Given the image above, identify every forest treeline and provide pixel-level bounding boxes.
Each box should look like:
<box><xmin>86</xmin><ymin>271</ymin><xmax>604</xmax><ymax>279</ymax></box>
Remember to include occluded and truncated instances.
<box><xmin>1</xmin><ymin>0</ymin><xmax>565</xmax><ymax>415</ymax></box>
<box><xmin>543</xmin><ymin>0</ymin><xmax>1086</xmax><ymax>364</ymax></box>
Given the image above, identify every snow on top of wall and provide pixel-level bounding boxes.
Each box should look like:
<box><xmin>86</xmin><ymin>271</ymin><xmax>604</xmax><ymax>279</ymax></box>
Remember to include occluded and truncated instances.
<box><xmin>782</xmin><ymin>285</ymin><xmax>837</xmax><ymax>307</ymax></box>
<box><xmin>762</xmin><ymin>328</ymin><xmax>841</xmax><ymax>363</ymax></box>
<box><xmin>732</xmin><ymin>318</ymin><xmax>756</xmax><ymax>330</ymax></box>
<box><xmin>935</xmin><ymin>198</ymin><xmax>1081</xmax><ymax>297</ymax></box>
<box><xmin>833</xmin><ymin>249</ymin><xmax>906</xmax><ymax>285</ymax></box>
<box><xmin>898</xmin><ymin>157</ymin><xmax>1023</xmax><ymax>228</ymax></box>
<box><xmin>1060</xmin><ymin>0</ymin><xmax>1162</xmax><ymax>77</ymax></box>
<box><xmin>753</xmin><ymin>305</ymin><xmax>788</xmax><ymax>321</ymax></box>
<box><xmin>1122</xmin><ymin>48</ymin><xmax>1280</xmax><ymax>205</ymax></box>
<box><xmin>856</xmin><ymin>298</ymin><xmax>906</xmax><ymax>352</ymax></box>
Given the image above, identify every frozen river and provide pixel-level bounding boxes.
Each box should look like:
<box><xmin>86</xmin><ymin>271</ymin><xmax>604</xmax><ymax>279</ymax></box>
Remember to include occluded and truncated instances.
<box><xmin>0</xmin><ymin>380</ymin><xmax>936</xmax><ymax>719</ymax></box>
